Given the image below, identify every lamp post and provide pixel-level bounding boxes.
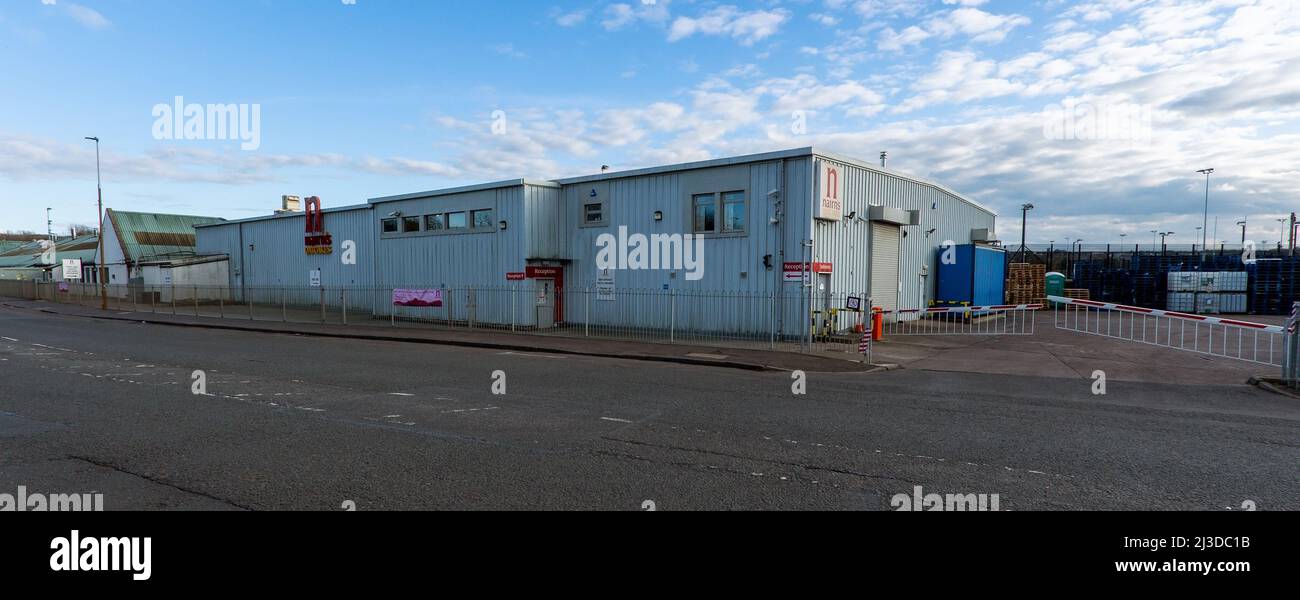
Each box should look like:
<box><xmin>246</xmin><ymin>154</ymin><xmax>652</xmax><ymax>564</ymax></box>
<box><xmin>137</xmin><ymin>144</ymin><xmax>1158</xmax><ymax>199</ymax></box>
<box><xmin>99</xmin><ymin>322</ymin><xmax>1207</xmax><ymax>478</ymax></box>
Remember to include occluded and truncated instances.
<box><xmin>1236</xmin><ymin>218</ymin><xmax>1246</xmax><ymax>245</ymax></box>
<box><xmin>1160</xmin><ymin>231</ymin><xmax>1173</xmax><ymax>249</ymax></box>
<box><xmin>84</xmin><ymin>136</ymin><xmax>106</xmax><ymax>310</ymax></box>
<box><xmin>1277</xmin><ymin>218</ymin><xmax>1286</xmax><ymax>251</ymax></box>
<box><xmin>1196</xmin><ymin>168</ymin><xmax>1213</xmax><ymax>267</ymax></box>
<box><xmin>1150</xmin><ymin>229</ymin><xmax>1158</xmax><ymax>249</ymax></box>
<box><xmin>1019</xmin><ymin>203</ymin><xmax>1034</xmax><ymax>263</ymax></box>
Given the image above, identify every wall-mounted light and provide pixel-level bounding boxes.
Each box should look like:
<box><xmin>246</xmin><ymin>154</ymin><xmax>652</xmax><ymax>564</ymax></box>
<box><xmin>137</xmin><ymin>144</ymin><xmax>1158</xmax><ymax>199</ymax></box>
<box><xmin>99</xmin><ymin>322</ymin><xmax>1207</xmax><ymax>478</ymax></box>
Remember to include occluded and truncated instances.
<box><xmin>653</xmin><ymin>210</ymin><xmax>663</xmax><ymax>221</ymax></box>
<box><xmin>846</xmin><ymin>211</ymin><xmax>857</xmax><ymax>220</ymax></box>
<box><xmin>499</xmin><ymin>220</ymin><xmax>508</xmax><ymax>231</ymax></box>
<box><xmin>386</xmin><ymin>210</ymin><xmax>402</xmax><ymax>218</ymax></box>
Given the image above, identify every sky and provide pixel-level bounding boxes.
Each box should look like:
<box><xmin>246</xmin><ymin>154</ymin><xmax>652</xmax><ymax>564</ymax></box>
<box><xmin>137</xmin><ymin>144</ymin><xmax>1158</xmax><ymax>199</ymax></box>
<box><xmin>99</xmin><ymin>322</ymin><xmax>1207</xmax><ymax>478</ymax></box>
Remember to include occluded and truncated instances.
<box><xmin>1</xmin><ymin>0</ymin><xmax>1298</xmax><ymax>245</ymax></box>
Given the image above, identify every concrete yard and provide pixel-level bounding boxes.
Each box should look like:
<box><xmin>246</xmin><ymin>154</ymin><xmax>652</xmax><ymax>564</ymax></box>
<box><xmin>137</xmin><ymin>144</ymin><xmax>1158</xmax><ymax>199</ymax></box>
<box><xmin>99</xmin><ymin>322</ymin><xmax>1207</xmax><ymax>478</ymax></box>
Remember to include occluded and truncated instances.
<box><xmin>1</xmin><ymin>302</ymin><xmax>1296</xmax><ymax>510</ymax></box>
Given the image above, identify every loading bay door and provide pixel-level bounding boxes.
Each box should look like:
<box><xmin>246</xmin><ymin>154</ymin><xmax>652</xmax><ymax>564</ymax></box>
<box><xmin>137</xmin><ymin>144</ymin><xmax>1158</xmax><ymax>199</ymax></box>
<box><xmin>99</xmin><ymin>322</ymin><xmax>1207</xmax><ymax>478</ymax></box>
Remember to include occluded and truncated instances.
<box><xmin>871</xmin><ymin>221</ymin><xmax>901</xmax><ymax>315</ymax></box>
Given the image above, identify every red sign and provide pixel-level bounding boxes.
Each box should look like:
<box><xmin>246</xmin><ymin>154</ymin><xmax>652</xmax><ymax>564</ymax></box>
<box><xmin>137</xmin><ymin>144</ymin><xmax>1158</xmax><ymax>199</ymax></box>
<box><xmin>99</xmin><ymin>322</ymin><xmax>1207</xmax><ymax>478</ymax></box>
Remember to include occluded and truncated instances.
<box><xmin>506</xmin><ymin>272</ymin><xmax>526</xmax><ymax>281</ymax></box>
<box><xmin>782</xmin><ymin>262</ymin><xmax>833</xmax><ymax>273</ymax></box>
<box><xmin>526</xmin><ymin>266</ymin><xmax>562</xmax><ymax>278</ymax></box>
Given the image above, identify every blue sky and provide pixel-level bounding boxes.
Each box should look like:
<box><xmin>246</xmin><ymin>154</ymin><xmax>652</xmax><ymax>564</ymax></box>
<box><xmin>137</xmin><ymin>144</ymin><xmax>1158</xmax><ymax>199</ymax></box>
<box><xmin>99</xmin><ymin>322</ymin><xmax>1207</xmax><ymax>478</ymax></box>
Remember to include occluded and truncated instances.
<box><xmin>3</xmin><ymin>0</ymin><xmax>1299</xmax><ymax>244</ymax></box>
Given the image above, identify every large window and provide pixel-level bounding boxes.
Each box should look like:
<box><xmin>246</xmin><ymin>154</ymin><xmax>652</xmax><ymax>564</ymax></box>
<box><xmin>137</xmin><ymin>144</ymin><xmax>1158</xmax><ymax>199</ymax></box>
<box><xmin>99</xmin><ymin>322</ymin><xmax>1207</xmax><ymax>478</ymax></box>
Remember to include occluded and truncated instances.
<box><xmin>447</xmin><ymin>211</ymin><xmax>468</xmax><ymax>229</ymax></box>
<box><xmin>425</xmin><ymin>214</ymin><xmax>446</xmax><ymax>231</ymax></box>
<box><xmin>722</xmin><ymin>191</ymin><xmax>745</xmax><ymax>232</ymax></box>
<box><xmin>472</xmin><ymin>209</ymin><xmax>494</xmax><ymax>229</ymax></box>
<box><xmin>401</xmin><ymin>216</ymin><xmax>421</xmax><ymax>233</ymax></box>
<box><xmin>692</xmin><ymin>193</ymin><xmax>716</xmax><ymax>233</ymax></box>
<box><xmin>693</xmin><ymin>191</ymin><xmax>745</xmax><ymax>234</ymax></box>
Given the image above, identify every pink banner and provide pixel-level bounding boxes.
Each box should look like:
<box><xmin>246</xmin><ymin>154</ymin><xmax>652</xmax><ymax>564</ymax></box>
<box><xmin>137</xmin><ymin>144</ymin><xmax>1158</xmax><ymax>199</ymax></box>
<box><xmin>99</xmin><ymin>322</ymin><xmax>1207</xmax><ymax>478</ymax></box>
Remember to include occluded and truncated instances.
<box><xmin>392</xmin><ymin>288</ymin><xmax>443</xmax><ymax>307</ymax></box>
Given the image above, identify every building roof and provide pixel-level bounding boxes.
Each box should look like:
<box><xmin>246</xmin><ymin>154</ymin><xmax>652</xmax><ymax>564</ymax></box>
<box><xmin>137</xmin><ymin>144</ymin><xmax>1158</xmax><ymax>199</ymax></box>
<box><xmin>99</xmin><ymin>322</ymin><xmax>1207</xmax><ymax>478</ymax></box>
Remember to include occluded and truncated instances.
<box><xmin>0</xmin><ymin>235</ymin><xmax>99</xmax><ymax>268</ymax></box>
<box><xmin>106</xmin><ymin>209</ymin><xmax>224</xmax><ymax>262</ymax></box>
<box><xmin>557</xmin><ymin>147</ymin><xmax>996</xmax><ymax>217</ymax></box>
<box><xmin>194</xmin><ymin>203</ymin><xmax>371</xmax><ymax>228</ymax></box>
<box><xmin>368</xmin><ymin>178</ymin><xmax>559</xmax><ymax>205</ymax></box>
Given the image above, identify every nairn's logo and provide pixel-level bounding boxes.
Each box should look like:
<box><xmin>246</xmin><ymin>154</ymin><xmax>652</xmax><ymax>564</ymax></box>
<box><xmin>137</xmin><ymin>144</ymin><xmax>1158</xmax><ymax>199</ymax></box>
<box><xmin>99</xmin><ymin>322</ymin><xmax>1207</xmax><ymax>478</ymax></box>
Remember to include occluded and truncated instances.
<box><xmin>50</xmin><ymin>530</ymin><xmax>152</xmax><ymax>581</ymax></box>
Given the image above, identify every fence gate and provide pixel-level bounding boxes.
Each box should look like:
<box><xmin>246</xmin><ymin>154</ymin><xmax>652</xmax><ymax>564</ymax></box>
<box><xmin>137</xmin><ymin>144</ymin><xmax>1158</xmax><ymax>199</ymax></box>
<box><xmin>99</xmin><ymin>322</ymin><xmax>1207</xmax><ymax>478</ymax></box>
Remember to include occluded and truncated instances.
<box><xmin>882</xmin><ymin>303</ymin><xmax>1041</xmax><ymax>336</ymax></box>
<box><xmin>1048</xmin><ymin>295</ymin><xmax>1287</xmax><ymax>367</ymax></box>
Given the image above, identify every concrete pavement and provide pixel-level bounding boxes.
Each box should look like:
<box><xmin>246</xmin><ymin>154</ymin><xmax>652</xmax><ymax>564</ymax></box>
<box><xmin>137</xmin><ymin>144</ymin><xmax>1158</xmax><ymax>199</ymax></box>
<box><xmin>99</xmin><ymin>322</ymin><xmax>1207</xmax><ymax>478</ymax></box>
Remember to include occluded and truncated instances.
<box><xmin>2</xmin><ymin>303</ymin><xmax>1296</xmax><ymax>510</ymax></box>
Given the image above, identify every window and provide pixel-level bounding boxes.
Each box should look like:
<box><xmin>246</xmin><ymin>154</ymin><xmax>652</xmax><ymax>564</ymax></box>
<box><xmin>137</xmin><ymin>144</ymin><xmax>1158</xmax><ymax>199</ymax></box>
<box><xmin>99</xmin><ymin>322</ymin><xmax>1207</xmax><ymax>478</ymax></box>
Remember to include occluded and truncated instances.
<box><xmin>381</xmin><ymin>218</ymin><xmax>398</xmax><ymax>233</ymax></box>
<box><xmin>722</xmin><ymin>191</ymin><xmax>745</xmax><ymax>232</ymax></box>
<box><xmin>693</xmin><ymin>193</ymin><xmax>716</xmax><ymax>233</ymax></box>
<box><xmin>425</xmin><ymin>214</ymin><xmax>446</xmax><ymax>231</ymax></box>
<box><xmin>402</xmin><ymin>216</ymin><xmax>421</xmax><ymax>233</ymax></box>
<box><xmin>584</xmin><ymin>203</ymin><xmax>604</xmax><ymax>224</ymax></box>
<box><xmin>472</xmin><ymin>209</ymin><xmax>494</xmax><ymax>229</ymax></box>
<box><xmin>447</xmin><ymin>211</ymin><xmax>468</xmax><ymax>229</ymax></box>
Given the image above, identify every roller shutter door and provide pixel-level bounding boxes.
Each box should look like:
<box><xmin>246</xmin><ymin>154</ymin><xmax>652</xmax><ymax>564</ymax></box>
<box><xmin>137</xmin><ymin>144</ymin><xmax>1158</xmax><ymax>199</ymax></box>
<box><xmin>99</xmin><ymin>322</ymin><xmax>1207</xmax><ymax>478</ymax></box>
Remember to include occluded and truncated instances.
<box><xmin>871</xmin><ymin>222</ymin><xmax>901</xmax><ymax>314</ymax></box>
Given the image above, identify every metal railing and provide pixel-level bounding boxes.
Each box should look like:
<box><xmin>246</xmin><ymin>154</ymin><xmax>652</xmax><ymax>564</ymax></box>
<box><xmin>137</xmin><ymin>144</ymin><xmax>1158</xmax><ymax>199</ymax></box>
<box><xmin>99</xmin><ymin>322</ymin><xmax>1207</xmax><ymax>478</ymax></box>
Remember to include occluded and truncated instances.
<box><xmin>0</xmin><ymin>281</ymin><xmax>888</xmax><ymax>356</ymax></box>
<box><xmin>881</xmin><ymin>304</ymin><xmax>1040</xmax><ymax>336</ymax></box>
<box><xmin>1048</xmin><ymin>295</ymin><xmax>1286</xmax><ymax>367</ymax></box>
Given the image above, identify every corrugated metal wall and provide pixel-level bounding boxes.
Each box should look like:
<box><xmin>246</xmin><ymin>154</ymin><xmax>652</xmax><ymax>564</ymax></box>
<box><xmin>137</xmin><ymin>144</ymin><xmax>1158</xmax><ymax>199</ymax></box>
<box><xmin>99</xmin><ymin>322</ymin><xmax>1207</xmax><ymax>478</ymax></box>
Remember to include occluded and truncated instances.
<box><xmin>813</xmin><ymin>157</ymin><xmax>996</xmax><ymax>320</ymax></box>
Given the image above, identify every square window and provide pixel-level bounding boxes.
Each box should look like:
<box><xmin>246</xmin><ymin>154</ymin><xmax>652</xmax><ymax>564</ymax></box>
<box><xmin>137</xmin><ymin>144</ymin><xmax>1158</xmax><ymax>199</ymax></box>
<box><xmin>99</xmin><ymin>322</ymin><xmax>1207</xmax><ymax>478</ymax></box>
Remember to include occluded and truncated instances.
<box><xmin>401</xmin><ymin>216</ymin><xmax>421</xmax><ymax>233</ymax></box>
<box><xmin>584</xmin><ymin>203</ymin><xmax>604</xmax><ymax>224</ymax></box>
<box><xmin>425</xmin><ymin>214</ymin><xmax>446</xmax><ymax>231</ymax></box>
<box><xmin>381</xmin><ymin>218</ymin><xmax>398</xmax><ymax>233</ymax></box>
<box><xmin>722</xmin><ymin>191</ymin><xmax>745</xmax><ymax>232</ymax></box>
<box><xmin>472</xmin><ymin>209</ymin><xmax>494</xmax><ymax>229</ymax></box>
<box><xmin>447</xmin><ymin>211</ymin><xmax>468</xmax><ymax>229</ymax></box>
<box><xmin>693</xmin><ymin>193</ymin><xmax>716</xmax><ymax>233</ymax></box>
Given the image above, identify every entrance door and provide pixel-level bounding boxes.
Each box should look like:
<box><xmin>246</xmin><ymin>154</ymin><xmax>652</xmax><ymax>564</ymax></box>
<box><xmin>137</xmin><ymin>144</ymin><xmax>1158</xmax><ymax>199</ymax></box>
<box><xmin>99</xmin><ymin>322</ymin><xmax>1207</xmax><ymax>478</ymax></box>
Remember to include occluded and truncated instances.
<box><xmin>535</xmin><ymin>279</ymin><xmax>555</xmax><ymax>329</ymax></box>
<box><xmin>871</xmin><ymin>222</ymin><xmax>901</xmax><ymax>315</ymax></box>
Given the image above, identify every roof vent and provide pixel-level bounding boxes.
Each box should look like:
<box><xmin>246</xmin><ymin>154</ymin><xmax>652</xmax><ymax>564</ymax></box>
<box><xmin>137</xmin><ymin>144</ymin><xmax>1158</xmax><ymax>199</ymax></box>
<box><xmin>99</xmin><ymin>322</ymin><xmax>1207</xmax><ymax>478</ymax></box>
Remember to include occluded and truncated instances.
<box><xmin>275</xmin><ymin>195</ymin><xmax>302</xmax><ymax>214</ymax></box>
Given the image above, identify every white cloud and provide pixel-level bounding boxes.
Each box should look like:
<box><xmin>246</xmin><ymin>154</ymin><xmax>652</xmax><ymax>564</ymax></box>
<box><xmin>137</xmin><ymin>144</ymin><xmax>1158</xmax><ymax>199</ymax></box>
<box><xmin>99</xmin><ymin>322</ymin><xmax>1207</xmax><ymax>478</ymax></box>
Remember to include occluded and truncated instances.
<box><xmin>668</xmin><ymin>6</ymin><xmax>790</xmax><ymax>45</ymax></box>
<box><xmin>926</xmin><ymin>7</ymin><xmax>1031</xmax><ymax>43</ymax></box>
<box><xmin>553</xmin><ymin>9</ymin><xmax>587</xmax><ymax>27</ymax></box>
<box><xmin>877</xmin><ymin>25</ymin><xmax>931</xmax><ymax>52</ymax></box>
<box><xmin>61</xmin><ymin>3</ymin><xmax>110</xmax><ymax>30</ymax></box>
<box><xmin>601</xmin><ymin>1</ymin><xmax>671</xmax><ymax>31</ymax></box>
<box><xmin>491</xmin><ymin>43</ymin><xmax>528</xmax><ymax>59</ymax></box>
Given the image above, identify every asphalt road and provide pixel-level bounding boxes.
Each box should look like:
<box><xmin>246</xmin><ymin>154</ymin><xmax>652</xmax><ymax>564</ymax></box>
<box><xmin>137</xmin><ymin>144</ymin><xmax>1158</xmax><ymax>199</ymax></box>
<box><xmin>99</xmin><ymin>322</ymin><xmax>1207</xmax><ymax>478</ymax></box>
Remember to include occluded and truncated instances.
<box><xmin>1</xmin><ymin>305</ymin><xmax>1296</xmax><ymax>510</ymax></box>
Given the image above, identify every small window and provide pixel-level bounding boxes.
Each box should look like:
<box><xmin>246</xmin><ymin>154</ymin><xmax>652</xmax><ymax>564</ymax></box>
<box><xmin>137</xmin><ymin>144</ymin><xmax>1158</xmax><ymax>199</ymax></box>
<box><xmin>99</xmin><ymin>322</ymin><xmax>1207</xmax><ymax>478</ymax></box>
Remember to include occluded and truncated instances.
<box><xmin>402</xmin><ymin>216</ymin><xmax>421</xmax><ymax>233</ymax></box>
<box><xmin>472</xmin><ymin>209</ymin><xmax>494</xmax><ymax>229</ymax></box>
<box><xmin>447</xmin><ymin>211</ymin><xmax>468</xmax><ymax>229</ymax></box>
<box><xmin>425</xmin><ymin>214</ymin><xmax>446</xmax><ymax>231</ymax></box>
<box><xmin>584</xmin><ymin>203</ymin><xmax>604</xmax><ymax>224</ymax></box>
<box><xmin>382</xmin><ymin>218</ymin><xmax>399</xmax><ymax>233</ymax></box>
<box><xmin>722</xmin><ymin>191</ymin><xmax>745</xmax><ymax>232</ymax></box>
<box><xmin>693</xmin><ymin>193</ymin><xmax>716</xmax><ymax>233</ymax></box>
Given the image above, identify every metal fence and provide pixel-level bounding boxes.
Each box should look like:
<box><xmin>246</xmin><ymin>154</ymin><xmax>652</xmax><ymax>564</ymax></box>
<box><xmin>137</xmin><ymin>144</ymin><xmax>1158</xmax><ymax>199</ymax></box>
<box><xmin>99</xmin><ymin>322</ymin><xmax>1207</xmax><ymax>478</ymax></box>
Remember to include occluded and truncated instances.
<box><xmin>1048</xmin><ymin>295</ymin><xmax>1287</xmax><ymax>367</ymax></box>
<box><xmin>0</xmin><ymin>281</ymin><xmax>891</xmax><ymax>356</ymax></box>
<box><xmin>881</xmin><ymin>304</ymin><xmax>1040</xmax><ymax>336</ymax></box>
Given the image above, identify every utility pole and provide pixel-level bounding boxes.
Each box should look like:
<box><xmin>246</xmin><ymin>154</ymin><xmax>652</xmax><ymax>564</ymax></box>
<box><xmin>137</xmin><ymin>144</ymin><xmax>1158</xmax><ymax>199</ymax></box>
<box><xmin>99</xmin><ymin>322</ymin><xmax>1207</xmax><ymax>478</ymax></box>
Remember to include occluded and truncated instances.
<box><xmin>85</xmin><ymin>136</ymin><xmax>106</xmax><ymax>310</ymax></box>
<box><xmin>46</xmin><ymin>208</ymin><xmax>54</xmax><ymax>241</ymax></box>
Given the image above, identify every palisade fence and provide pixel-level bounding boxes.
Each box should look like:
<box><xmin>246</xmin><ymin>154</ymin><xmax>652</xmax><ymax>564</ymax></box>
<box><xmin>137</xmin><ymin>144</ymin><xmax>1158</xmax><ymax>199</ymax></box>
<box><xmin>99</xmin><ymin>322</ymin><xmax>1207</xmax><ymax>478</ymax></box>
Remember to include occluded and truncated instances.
<box><xmin>0</xmin><ymin>280</ymin><xmax>892</xmax><ymax>355</ymax></box>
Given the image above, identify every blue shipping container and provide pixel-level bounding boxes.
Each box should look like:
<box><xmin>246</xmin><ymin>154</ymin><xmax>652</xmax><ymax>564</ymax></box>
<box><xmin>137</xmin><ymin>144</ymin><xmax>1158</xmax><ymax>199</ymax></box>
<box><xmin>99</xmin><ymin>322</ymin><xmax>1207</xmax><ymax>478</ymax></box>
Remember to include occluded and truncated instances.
<box><xmin>936</xmin><ymin>244</ymin><xmax>1007</xmax><ymax>307</ymax></box>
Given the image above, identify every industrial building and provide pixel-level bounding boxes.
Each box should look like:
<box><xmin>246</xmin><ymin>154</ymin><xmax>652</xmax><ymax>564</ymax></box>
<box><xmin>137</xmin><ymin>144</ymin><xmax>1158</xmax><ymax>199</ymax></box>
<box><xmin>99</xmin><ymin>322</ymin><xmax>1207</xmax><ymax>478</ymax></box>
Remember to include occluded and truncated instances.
<box><xmin>0</xmin><ymin>235</ymin><xmax>100</xmax><ymax>282</ymax></box>
<box><xmin>98</xmin><ymin>209</ymin><xmax>228</xmax><ymax>297</ymax></box>
<box><xmin>196</xmin><ymin>147</ymin><xmax>997</xmax><ymax>336</ymax></box>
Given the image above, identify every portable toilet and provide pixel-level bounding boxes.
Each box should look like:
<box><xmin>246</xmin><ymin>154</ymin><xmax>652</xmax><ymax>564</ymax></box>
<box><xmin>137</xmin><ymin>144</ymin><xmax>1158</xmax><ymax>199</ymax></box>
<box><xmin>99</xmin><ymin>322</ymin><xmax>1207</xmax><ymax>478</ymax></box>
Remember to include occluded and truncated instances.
<box><xmin>1045</xmin><ymin>272</ymin><xmax>1066</xmax><ymax>305</ymax></box>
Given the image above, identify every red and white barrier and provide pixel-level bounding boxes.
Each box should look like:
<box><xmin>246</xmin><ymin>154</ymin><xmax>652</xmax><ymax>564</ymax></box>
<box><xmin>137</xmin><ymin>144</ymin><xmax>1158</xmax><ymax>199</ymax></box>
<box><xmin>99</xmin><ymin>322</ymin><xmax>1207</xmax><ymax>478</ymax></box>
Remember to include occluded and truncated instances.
<box><xmin>883</xmin><ymin>303</ymin><xmax>1043</xmax><ymax>316</ymax></box>
<box><xmin>1046</xmin><ymin>295</ymin><xmax>1284</xmax><ymax>333</ymax></box>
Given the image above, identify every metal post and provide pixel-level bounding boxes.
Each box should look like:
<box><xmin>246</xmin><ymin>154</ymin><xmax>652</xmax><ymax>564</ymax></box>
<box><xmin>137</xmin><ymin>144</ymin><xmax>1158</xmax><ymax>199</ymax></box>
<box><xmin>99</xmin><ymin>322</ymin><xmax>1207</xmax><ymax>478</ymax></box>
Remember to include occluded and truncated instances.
<box><xmin>511</xmin><ymin>284</ymin><xmax>517</xmax><ymax>333</ymax></box>
<box><xmin>585</xmin><ymin>288</ymin><xmax>591</xmax><ymax>337</ymax></box>
<box><xmin>281</xmin><ymin>288</ymin><xmax>286</xmax><ymax>322</ymax></box>
<box><xmin>219</xmin><ymin>293</ymin><xmax>224</xmax><ymax>319</ymax></box>
<box><xmin>769</xmin><ymin>291</ymin><xmax>776</xmax><ymax>350</ymax></box>
<box><xmin>669</xmin><ymin>289</ymin><xmax>676</xmax><ymax>343</ymax></box>
<box><xmin>320</xmin><ymin>288</ymin><xmax>326</xmax><ymax>323</ymax></box>
<box><xmin>194</xmin><ymin>286</ymin><xmax>199</xmax><ymax>317</ymax></box>
<box><xmin>248</xmin><ymin>290</ymin><xmax>254</xmax><ymax>321</ymax></box>
<box><xmin>342</xmin><ymin>289</ymin><xmax>348</xmax><ymax>325</ymax></box>
<box><xmin>170</xmin><ymin>283</ymin><xmax>176</xmax><ymax>315</ymax></box>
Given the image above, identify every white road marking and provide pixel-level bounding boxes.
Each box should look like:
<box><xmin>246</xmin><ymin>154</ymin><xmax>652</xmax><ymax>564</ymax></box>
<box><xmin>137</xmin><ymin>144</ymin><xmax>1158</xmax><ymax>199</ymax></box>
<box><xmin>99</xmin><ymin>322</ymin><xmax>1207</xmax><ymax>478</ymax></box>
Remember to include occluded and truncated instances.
<box><xmin>600</xmin><ymin>417</ymin><xmax>633</xmax><ymax>423</ymax></box>
<box><xmin>32</xmin><ymin>343</ymin><xmax>74</xmax><ymax>352</ymax></box>
<box><xmin>497</xmin><ymin>351</ymin><xmax>564</xmax><ymax>359</ymax></box>
<box><xmin>387</xmin><ymin>392</ymin><xmax>414</xmax><ymax>396</ymax></box>
<box><xmin>441</xmin><ymin>407</ymin><xmax>500</xmax><ymax>414</ymax></box>
<box><xmin>1</xmin><ymin>337</ymin><xmax>18</xmax><ymax>342</ymax></box>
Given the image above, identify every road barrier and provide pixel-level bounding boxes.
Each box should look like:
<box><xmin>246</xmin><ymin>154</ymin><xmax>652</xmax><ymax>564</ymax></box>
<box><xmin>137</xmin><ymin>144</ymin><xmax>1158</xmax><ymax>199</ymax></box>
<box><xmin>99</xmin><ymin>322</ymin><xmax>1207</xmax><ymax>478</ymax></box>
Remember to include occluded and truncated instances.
<box><xmin>1048</xmin><ymin>295</ymin><xmax>1286</xmax><ymax>367</ymax></box>
<box><xmin>879</xmin><ymin>303</ymin><xmax>1042</xmax><ymax>336</ymax></box>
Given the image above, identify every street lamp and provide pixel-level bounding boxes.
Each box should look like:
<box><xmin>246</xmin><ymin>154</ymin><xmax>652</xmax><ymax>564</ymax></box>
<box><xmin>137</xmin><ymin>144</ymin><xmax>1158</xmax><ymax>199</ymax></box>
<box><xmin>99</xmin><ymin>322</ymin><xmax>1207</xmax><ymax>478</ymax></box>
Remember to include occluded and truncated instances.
<box><xmin>1150</xmin><ymin>229</ymin><xmax>1158</xmax><ymax>249</ymax></box>
<box><xmin>1160</xmin><ymin>231</ymin><xmax>1174</xmax><ymax>247</ymax></box>
<box><xmin>84</xmin><ymin>136</ymin><xmax>106</xmax><ymax>310</ymax></box>
<box><xmin>1196</xmin><ymin>168</ymin><xmax>1213</xmax><ymax>266</ymax></box>
<box><xmin>1019</xmin><ymin>203</ymin><xmax>1034</xmax><ymax>262</ymax></box>
<box><xmin>1236</xmin><ymin>218</ymin><xmax>1246</xmax><ymax>245</ymax></box>
<box><xmin>1277</xmin><ymin>218</ymin><xmax>1286</xmax><ymax>250</ymax></box>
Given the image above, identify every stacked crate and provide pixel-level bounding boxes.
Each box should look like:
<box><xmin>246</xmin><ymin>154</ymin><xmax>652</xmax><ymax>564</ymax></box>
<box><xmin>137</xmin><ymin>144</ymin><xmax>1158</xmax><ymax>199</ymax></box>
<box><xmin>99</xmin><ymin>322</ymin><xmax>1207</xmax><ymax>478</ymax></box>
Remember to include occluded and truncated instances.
<box><xmin>1063</xmin><ymin>287</ymin><xmax>1091</xmax><ymax>309</ymax></box>
<box><xmin>1005</xmin><ymin>263</ymin><xmax>1046</xmax><ymax>305</ymax></box>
